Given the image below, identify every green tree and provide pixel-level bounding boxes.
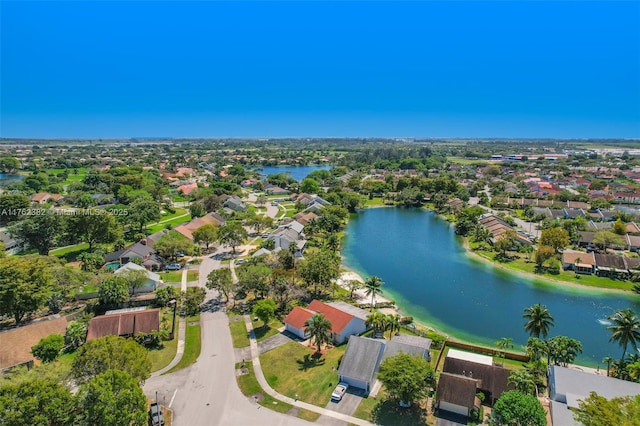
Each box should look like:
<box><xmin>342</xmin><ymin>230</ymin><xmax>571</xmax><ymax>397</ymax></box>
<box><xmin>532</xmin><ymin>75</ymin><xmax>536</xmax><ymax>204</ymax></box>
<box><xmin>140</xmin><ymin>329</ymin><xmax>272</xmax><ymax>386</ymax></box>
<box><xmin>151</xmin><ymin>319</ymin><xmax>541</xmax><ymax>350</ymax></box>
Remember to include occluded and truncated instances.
<box><xmin>365</xmin><ymin>311</ymin><xmax>388</xmax><ymax>336</ymax></box>
<box><xmin>547</xmin><ymin>335</ymin><xmax>583</xmax><ymax>367</ymax></box>
<box><xmin>71</xmin><ymin>335</ymin><xmax>151</xmax><ymax>384</ymax></box>
<box><xmin>364</xmin><ymin>275</ymin><xmax>384</xmax><ymax>310</ymax></box>
<box><xmin>0</xmin><ymin>256</ymin><xmax>54</xmax><ymax>324</ymax></box>
<box><xmin>126</xmin><ymin>198</ymin><xmax>160</xmax><ymax>232</ymax></box>
<box><xmin>218</xmin><ymin>222</ymin><xmax>248</xmax><ymax>254</ymax></box>
<box><xmin>607</xmin><ymin>309</ymin><xmax>640</xmax><ymax>361</ymax></box>
<box><xmin>0</xmin><ymin>378</ymin><xmax>74</xmax><ymax>426</ymax></box>
<box><xmin>0</xmin><ymin>194</ymin><xmax>30</xmax><ymax>224</ymax></box>
<box><xmin>300</xmin><ymin>178</ymin><xmax>321</xmax><ymax>194</ymax></box>
<box><xmin>534</xmin><ymin>245</ymin><xmax>556</xmax><ymax>267</ymax></box>
<box><xmin>593</xmin><ymin>230</ymin><xmax>624</xmax><ymax>253</ymax></box>
<box><xmin>66</xmin><ymin>209</ymin><xmax>121</xmax><ymax>251</ymax></box>
<box><xmin>378</xmin><ymin>353</ymin><xmax>435</xmax><ymax>407</ymax></box>
<box><xmin>153</xmin><ymin>230</ymin><xmax>194</xmax><ymax>259</ymax></box>
<box><xmin>386</xmin><ymin>313</ymin><xmax>401</xmax><ymax>339</ymax></box>
<box><xmin>0</xmin><ymin>157</ymin><xmax>20</xmax><ymax>173</ymax></box>
<box><xmin>253</xmin><ymin>298</ymin><xmax>276</xmax><ymax>328</ymax></box>
<box><xmin>183</xmin><ymin>286</ymin><xmax>206</xmax><ymax>316</ymax></box>
<box><xmin>613</xmin><ymin>219</ymin><xmax>627</xmax><ymax>236</ymax></box>
<box><xmin>525</xmin><ymin>337</ymin><xmax>547</xmax><ymax>362</ymax></box>
<box><xmin>539</xmin><ymin>227</ymin><xmax>569</xmax><ymax>253</ymax></box>
<box><xmin>297</xmin><ymin>249</ymin><xmax>340</xmax><ymax>296</ymax></box>
<box><xmin>495</xmin><ymin>337</ymin><xmax>514</xmax><ymax>360</ymax></box>
<box><xmin>346</xmin><ymin>279</ymin><xmax>362</xmax><ymax>300</ymax></box>
<box><xmin>98</xmin><ymin>275</ymin><xmax>129</xmax><ymax>306</ymax></box>
<box><xmin>75</xmin><ymin>369</ymin><xmax>147</xmax><ymax>426</ymax></box>
<box><xmin>118</xmin><ymin>268</ymin><xmax>148</xmax><ymax>296</ymax></box>
<box><xmin>189</xmin><ymin>201</ymin><xmax>206</xmax><ymax>218</ymax></box>
<box><xmin>508</xmin><ymin>370</ymin><xmax>536</xmax><ymax>395</ymax></box>
<box><xmin>64</xmin><ymin>320</ymin><xmax>88</xmax><ymax>352</ymax></box>
<box><xmin>489</xmin><ymin>390</ymin><xmax>546</xmax><ymax>426</ymax></box>
<box><xmin>11</xmin><ymin>212</ymin><xmax>63</xmax><ymax>255</ymax></box>
<box><xmin>77</xmin><ymin>251</ymin><xmax>104</xmax><ymax>273</ymax></box>
<box><xmin>206</xmin><ymin>268</ymin><xmax>234</xmax><ymax>302</ymax></box>
<box><xmin>575</xmin><ymin>392</ymin><xmax>640</xmax><ymax>426</ymax></box>
<box><xmin>31</xmin><ymin>334</ymin><xmax>64</xmax><ymax>363</ymax></box>
<box><xmin>154</xmin><ymin>286</ymin><xmax>177</xmax><ymax>308</ymax></box>
<box><xmin>305</xmin><ymin>313</ymin><xmax>332</xmax><ymax>354</ymax></box>
<box><xmin>523</xmin><ymin>304</ymin><xmax>554</xmax><ymax>339</ymax></box>
<box><xmin>192</xmin><ymin>224</ymin><xmax>218</xmax><ymax>251</ymax></box>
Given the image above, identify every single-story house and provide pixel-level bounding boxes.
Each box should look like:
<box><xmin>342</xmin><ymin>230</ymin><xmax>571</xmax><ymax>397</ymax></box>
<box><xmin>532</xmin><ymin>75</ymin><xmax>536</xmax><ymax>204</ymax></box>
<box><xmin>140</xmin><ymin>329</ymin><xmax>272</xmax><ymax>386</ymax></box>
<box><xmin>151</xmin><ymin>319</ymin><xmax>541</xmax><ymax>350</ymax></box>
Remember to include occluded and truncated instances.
<box><xmin>436</xmin><ymin>373</ymin><xmax>481</xmax><ymax>417</ymax></box>
<box><xmin>104</xmin><ymin>241</ymin><xmax>164</xmax><ymax>271</ymax></box>
<box><xmin>113</xmin><ymin>262</ymin><xmax>161</xmax><ymax>293</ymax></box>
<box><xmin>283</xmin><ymin>300</ymin><xmax>370</xmax><ymax>344</ymax></box>
<box><xmin>86</xmin><ymin>308</ymin><xmax>160</xmax><ymax>340</ymax></box>
<box><xmin>0</xmin><ymin>231</ymin><xmax>22</xmax><ymax>255</ymax></box>
<box><xmin>549</xmin><ymin>365</ymin><xmax>640</xmax><ymax>426</ymax></box>
<box><xmin>30</xmin><ymin>192</ymin><xmax>63</xmax><ymax>204</ymax></box>
<box><xmin>174</xmin><ymin>212</ymin><xmax>225</xmax><ymax>241</ymax></box>
<box><xmin>562</xmin><ymin>251</ymin><xmax>596</xmax><ymax>274</ymax></box>
<box><xmin>386</xmin><ymin>334</ymin><xmax>432</xmax><ymax>361</ymax></box>
<box><xmin>0</xmin><ymin>316</ymin><xmax>68</xmax><ymax>370</ymax></box>
<box><xmin>222</xmin><ymin>195</ymin><xmax>246</xmax><ymax>212</ymax></box>
<box><xmin>337</xmin><ymin>336</ymin><xmax>386</xmax><ymax>393</ymax></box>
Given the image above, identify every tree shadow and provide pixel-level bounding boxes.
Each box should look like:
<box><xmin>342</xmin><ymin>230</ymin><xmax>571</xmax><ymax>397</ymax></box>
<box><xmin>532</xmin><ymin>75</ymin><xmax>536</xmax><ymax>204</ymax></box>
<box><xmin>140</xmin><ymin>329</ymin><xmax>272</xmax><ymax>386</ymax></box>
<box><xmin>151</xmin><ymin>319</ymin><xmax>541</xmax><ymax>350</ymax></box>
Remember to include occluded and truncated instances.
<box><xmin>371</xmin><ymin>399</ymin><xmax>428</xmax><ymax>426</ymax></box>
<box><xmin>296</xmin><ymin>353</ymin><xmax>325</xmax><ymax>371</ymax></box>
<box><xmin>253</xmin><ymin>325</ymin><xmax>272</xmax><ymax>340</ymax></box>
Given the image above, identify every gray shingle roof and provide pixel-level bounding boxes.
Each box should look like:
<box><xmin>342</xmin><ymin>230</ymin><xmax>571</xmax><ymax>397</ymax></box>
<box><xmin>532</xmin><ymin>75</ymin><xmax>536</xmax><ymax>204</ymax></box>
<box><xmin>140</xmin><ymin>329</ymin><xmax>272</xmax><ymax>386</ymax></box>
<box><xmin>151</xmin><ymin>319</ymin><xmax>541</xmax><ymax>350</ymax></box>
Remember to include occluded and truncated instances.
<box><xmin>338</xmin><ymin>336</ymin><xmax>385</xmax><ymax>384</ymax></box>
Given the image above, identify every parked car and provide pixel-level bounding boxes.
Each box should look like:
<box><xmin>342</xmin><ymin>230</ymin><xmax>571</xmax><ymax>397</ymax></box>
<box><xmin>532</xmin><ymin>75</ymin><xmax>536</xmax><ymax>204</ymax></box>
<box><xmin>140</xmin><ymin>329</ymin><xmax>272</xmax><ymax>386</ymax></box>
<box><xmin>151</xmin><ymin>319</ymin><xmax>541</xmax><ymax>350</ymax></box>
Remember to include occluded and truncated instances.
<box><xmin>235</xmin><ymin>259</ymin><xmax>246</xmax><ymax>265</ymax></box>
<box><xmin>165</xmin><ymin>263</ymin><xmax>181</xmax><ymax>271</ymax></box>
<box><xmin>331</xmin><ymin>382</ymin><xmax>349</xmax><ymax>402</ymax></box>
<box><xmin>271</xmin><ymin>201</ymin><xmax>279</xmax><ymax>206</ymax></box>
<box><xmin>149</xmin><ymin>402</ymin><xmax>165</xmax><ymax>426</ymax></box>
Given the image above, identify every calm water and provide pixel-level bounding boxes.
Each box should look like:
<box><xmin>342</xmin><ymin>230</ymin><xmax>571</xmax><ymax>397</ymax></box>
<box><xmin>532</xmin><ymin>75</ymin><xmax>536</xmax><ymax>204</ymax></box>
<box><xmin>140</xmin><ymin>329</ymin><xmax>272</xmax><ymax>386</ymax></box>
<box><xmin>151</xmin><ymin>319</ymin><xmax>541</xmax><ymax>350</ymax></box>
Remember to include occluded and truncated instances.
<box><xmin>342</xmin><ymin>207</ymin><xmax>640</xmax><ymax>366</ymax></box>
<box><xmin>0</xmin><ymin>173</ymin><xmax>23</xmax><ymax>186</ymax></box>
<box><xmin>258</xmin><ymin>165</ymin><xmax>331</xmax><ymax>182</ymax></box>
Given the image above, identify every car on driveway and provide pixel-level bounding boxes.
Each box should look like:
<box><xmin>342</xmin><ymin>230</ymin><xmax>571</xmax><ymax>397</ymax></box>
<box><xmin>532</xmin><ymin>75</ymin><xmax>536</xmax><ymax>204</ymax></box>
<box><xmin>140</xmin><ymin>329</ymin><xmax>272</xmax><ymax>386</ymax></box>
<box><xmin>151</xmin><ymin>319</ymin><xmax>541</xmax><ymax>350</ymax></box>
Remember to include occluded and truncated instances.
<box><xmin>331</xmin><ymin>382</ymin><xmax>349</xmax><ymax>402</ymax></box>
<box><xmin>165</xmin><ymin>262</ymin><xmax>181</xmax><ymax>271</ymax></box>
<box><xmin>149</xmin><ymin>402</ymin><xmax>165</xmax><ymax>426</ymax></box>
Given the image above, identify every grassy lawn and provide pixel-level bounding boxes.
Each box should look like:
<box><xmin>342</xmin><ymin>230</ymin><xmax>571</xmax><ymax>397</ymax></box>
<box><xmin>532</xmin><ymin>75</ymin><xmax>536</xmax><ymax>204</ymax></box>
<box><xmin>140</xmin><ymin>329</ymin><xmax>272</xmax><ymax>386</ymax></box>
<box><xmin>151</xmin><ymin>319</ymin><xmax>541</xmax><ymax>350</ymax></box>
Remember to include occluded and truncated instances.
<box><xmin>353</xmin><ymin>389</ymin><xmax>430</xmax><ymax>425</ymax></box>
<box><xmin>166</xmin><ymin>314</ymin><xmax>201</xmax><ymax>373</ymax></box>
<box><xmin>157</xmin><ymin>207</ymin><xmax>188</xmax><ymax>222</ymax></box>
<box><xmin>284</xmin><ymin>209</ymin><xmax>296</xmax><ymax>218</ymax></box>
<box><xmin>447</xmin><ymin>157</ymin><xmax>489</xmax><ymax>166</ymax></box>
<box><xmin>252</xmin><ymin>317</ymin><xmax>284</xmax><ymax>343</ymax></box>
<box><xmin>46</xmin><ymin>167</ymin><xmax>88</xmax><ymax>185</ymax></box>
<box><xmin>148</xmin><ymin>336</ymin><xmax>179</xmax><ymax>372</ymax></box>
<box><xmin>260</xmin><ymin>341</ymin><xmax>345</xmax><ymax>406</ymax></box>
<box><xmin>364</xmin><ymin>197</ymin><xmax>386</xmax><ymax>207</ymax></box>
<box><xmin>229</xmin><ymin>314</ymin><xmax>250</xmax><ymax>348</ymax></box>
<box><xmin>147</xmin><ymin>215</ymin><xmax>191</xmax><ymax>234</ymax></box>
<box><xmin>50</xmin><ymin>243</ymin><xmax>90</xmax><ymax>261</ymax></box>
<box><xmin>160</xmin><ymin>271</ymin><xmax>183</xmax><ymax>282</ymax></box>
<box><xmin>235</xmin><ymin>362</ymin><xmax>320</xmax><ymax>420</ymax></box>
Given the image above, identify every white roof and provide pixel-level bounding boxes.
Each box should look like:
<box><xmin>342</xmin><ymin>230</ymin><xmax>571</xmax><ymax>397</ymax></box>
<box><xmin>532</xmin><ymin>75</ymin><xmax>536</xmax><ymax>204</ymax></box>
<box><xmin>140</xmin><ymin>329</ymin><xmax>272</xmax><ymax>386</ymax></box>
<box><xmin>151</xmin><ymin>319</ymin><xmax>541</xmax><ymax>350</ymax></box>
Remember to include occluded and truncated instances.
<box><xmin>114</xmin><ymin>262</ymin><xmax>160</xmax><ymax>282</ymax></box>
<box><xmin>446</xmin><ymin>349</ymin><xmax>493</xmax><ymax>366</ymax></box>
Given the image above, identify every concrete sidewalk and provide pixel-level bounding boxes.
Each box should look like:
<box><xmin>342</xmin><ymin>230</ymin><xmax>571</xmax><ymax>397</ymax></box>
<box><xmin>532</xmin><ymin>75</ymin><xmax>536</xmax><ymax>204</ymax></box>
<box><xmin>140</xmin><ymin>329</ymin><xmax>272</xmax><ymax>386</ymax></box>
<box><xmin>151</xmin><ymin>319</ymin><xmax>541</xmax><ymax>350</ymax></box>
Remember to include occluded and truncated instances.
<box><xmin>243</xmin><ymin>315</ymin><xmax>374</xmax><ymax>426</ymax></box>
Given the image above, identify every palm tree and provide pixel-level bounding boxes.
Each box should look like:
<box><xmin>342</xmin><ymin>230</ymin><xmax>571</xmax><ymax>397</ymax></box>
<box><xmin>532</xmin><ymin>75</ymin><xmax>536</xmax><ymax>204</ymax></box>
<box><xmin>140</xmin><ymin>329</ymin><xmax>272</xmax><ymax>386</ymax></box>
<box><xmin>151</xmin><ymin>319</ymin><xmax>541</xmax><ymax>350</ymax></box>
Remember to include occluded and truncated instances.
<box><xmin>508</xmin><ymin>370</ymin><xmax>536</xmax><ymax>395</ymax></box>
<box><xmin>305</xmin><ymin>313</ymin><xmax>332</xmax><ymax>354</ymax></box>
<box><xmin>523</xmin><ymin>304</ymin><xmax>555</xmax><ymax>339</ymax></box>
<box><xmin>366</xmin><ymin>312</ymin><xmax>388</xmax><ymax>337</ymax></box>
<box><xmin>364</xmin><ymin>276</ymin><xmax>384</xmax><ymax>311</ymax></box>
<box><xmin>602</xmin><ymin>356</ymin><xmax>614</xmax><ymax>377</ymax></box>
<box><xmin>607</xmin><ymin>309</ymin><xmax>640</xmax><ymax>361</ymax></box>
<box><xmin>495</xmin><ymin>337</ymin><xmax>513</xmax><ymax>361</ymax></box>
<box><xmin>387</xmin><ymin>314</ymin><xmax>401</xmax><ymax>339</ymax></box>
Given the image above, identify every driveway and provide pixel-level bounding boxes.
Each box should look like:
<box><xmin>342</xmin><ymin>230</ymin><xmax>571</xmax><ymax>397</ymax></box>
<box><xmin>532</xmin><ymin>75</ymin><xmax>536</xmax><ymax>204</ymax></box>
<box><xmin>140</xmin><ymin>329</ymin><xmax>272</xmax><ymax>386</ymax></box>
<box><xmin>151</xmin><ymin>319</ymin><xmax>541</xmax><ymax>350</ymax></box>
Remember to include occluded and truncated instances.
<box><xmin>435</xmin><ymin>410</ymin><xmax>468</xmax><ymax>426</ymax></box>
<box><xmin>258</xmin><ymin>332</ymin><xmax>296</xmax><ymax>355</ymax></box>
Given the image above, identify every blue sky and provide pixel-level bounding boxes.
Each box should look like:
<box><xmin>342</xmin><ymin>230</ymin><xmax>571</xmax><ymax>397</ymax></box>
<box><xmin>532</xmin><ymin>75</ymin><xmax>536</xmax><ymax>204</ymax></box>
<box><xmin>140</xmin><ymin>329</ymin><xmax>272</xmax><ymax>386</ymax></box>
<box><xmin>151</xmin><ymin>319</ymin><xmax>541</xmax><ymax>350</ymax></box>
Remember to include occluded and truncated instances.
<box><xmin>1</xmin><ymin>1</ymin><xmax>639</xmax><ymax>138</ymax></box>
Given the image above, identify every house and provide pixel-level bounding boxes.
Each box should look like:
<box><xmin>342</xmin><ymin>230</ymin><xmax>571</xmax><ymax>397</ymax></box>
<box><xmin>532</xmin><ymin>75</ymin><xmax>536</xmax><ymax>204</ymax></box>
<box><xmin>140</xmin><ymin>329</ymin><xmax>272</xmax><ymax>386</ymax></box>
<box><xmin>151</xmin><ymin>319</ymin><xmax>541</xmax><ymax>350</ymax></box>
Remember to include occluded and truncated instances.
<box><xmin>222</xmin><ymin>195</ymin><xmax>246</xmax><ymax>212</ymax></box>
<box><xmin>337</xmin><ymin>334</ymin><xmax>433</xmax><ymax>394</ymax></box>
<box><xmin>264</xmin><ymin>184</ymin><xmax>289</xmax><ymax>195</ymax></box>
<box><xmin>561</xmin><ymin>251</ymin><xmax>596</xmax><ymax>274</ymax></box>
<box><xmin>30</xmin><ymin>192</ymin><xmax>62</xmax><ymax>204</ymax></box>
<box><xmin>174</xmin><ymin>212</ymin><xmax>225</xmax><ymax>241</ymax></box>
<box><xmin>441</xmin><ymin>355</ymin><xmax>511</xmax><ymax>404</ymax></box>
<box><xmin>337</xmin><ymin>336</ymin><xmax>386</xmax><ymax>393</ymax></box>
<box><xmin>269</xmin><ymin>220</ymin><xmax>306</xmax><ymax>253</ymax></box>
<box><xmin>176</xmin><ymin>182</ymin><xmax>198</xmax><ymax>195</ymax></box>
<box><xmin>86</xmin><ymin>308</ymin><xmax>161</xmax><ymax>340</ymax></box>
<box><xmin>104</xmin><ymin>241</ymin><xmax>164</xmax><ymax>271</ymax></box>
<box><xmin>548</xmin><ymin>365</ymin><xmax>640</xmax><ymax>426</ymax></box>
<box><xmin>436</xmin><ymin>373</ymin><xmax>481</xmax><ymax>417</ymax></box>
<box><xmin>283</xmin><ymin>300</ymin><xmax>370</xmax><ymax>344</ymax></box>
<box><xmin>0</xmin><ymin>316</ymin><xmax>68</xmax><ymax>370</ymax></box>
<box><xmin>0</xmin><ymin>231</ymin><xmax>22</xmax><ymax>255</ymax></box>
<box><xmin>113</xmin><ymin>262</ymin><xmax>161</xmax><ymax>294</ymax></box>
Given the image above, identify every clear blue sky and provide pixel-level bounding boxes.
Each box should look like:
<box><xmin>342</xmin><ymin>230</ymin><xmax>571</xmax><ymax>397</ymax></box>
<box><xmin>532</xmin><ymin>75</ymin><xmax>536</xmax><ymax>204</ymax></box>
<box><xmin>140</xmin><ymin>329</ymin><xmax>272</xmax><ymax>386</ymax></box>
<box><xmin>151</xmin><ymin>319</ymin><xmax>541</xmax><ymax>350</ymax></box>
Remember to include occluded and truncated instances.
<box><xmin>1</xmin><ymin>1</ymin><xmax>639</xmax><ymax>139</ymax></box>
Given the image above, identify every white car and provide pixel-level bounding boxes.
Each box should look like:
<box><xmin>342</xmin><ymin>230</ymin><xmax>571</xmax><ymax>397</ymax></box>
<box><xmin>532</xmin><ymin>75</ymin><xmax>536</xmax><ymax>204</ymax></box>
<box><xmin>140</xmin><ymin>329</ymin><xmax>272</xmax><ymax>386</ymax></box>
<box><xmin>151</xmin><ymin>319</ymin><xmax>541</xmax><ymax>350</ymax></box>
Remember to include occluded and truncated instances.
<box><xmin>331</xmin><ymin>382</ymin><xmax>348</xmax><ymax>402</ymax></box>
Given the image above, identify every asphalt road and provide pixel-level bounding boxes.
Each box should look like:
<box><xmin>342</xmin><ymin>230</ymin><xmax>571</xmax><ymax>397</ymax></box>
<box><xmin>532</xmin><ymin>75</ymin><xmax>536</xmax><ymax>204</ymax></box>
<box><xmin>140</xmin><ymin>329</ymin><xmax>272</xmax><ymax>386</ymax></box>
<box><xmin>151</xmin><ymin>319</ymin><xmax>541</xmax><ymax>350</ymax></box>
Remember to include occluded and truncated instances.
<box><xmin>144</xmin><ymin>256</ymin><xmax>308</xmax><ymax>426</ymax></box>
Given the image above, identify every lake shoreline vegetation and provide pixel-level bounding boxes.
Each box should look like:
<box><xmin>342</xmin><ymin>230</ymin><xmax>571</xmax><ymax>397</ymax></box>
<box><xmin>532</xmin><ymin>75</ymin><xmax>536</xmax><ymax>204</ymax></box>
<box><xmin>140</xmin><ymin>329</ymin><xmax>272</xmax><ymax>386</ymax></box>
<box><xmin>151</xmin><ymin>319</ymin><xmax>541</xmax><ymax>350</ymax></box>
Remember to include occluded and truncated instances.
<box><xmin>1</xmin><ymin>139</ymin><xmax>640</xmax><ymax>425</ymax></box>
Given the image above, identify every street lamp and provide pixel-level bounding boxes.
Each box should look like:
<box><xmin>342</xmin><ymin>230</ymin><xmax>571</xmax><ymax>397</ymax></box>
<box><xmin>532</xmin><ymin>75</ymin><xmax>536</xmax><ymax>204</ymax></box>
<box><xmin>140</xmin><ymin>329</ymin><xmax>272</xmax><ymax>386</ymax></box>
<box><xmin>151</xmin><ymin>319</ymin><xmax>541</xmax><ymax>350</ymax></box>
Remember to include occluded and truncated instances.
<box><xmin>168</xmin><ymin>299</ymin><xmax>177</xmax><ymax>340</ymax></box>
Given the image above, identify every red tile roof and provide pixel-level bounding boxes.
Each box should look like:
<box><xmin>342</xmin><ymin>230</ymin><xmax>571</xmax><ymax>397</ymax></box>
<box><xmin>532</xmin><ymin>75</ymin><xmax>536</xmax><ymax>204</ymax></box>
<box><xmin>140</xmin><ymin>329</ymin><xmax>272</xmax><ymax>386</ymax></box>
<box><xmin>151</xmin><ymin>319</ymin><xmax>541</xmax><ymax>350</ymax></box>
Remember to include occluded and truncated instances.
<box><xmin>308</xmin><ymin>300</ymin><xmax>354</xmax><ymax>334</ymax></box>
<box><xmin>283</xmin><ymin>307</ymin><xmax>315</xmax><ymax>329</ymax></box>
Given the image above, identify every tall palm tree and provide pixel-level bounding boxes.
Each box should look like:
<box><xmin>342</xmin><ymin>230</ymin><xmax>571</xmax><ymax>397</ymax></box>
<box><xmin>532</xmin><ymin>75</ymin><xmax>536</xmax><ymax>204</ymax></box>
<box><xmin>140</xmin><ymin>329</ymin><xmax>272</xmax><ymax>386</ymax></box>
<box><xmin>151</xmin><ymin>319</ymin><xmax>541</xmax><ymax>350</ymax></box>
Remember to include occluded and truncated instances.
<box><xmin>364</xmin><ymin>276</ymin><xmax>384</xmax><ymax>311</ymax></box>
<box><xmin>495</xmin><ymin>337</ymin><xmax>513</xmax><ymax>361</ymax></box>
<box><xmin>386</xmin><ymin>314</ymin><xmax>401</xmax><ymax>339</ymax></box>
<box><xmin>508</xmin><ymin>370</ymin><xmax>536</xmax><ymax>395</ymax></box>
<box><xmin>607</xmin><ymin>309</ymin><xmax>640</xmax><ymax>361</ymax></box>
<box><xmin>523</xmin><ymin>304</ymin><xmax>555</xmax><ymax>339</ymax></box>
<box><xmin>602</xmin><ymin>356</ymin><xmax>614</xmax><ymax>377</ymax></box>
<box><xmin>305</xmin><ymin>313</ymin><xmax>332</xmax><ymax>354</ymax></box>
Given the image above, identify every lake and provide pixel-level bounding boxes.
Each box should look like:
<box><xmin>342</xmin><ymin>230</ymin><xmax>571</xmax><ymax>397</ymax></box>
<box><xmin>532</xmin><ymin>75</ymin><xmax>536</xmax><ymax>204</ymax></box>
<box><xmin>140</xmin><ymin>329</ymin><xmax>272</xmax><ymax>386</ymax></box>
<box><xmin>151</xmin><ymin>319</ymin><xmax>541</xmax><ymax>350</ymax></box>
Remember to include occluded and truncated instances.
<box><xmin>258</xmin><ymin>165</ymin><xmax>331</xmax><ymax>182</ymax></box>
<box><xmin>341</xmin><ymin>207</ymin><xmax>640</xmax><ymax>366</ymax></box>
<box><xmin>0</xmin><ymin>173</ymin><xmax>24</xmax><ymax>186</ymax></box>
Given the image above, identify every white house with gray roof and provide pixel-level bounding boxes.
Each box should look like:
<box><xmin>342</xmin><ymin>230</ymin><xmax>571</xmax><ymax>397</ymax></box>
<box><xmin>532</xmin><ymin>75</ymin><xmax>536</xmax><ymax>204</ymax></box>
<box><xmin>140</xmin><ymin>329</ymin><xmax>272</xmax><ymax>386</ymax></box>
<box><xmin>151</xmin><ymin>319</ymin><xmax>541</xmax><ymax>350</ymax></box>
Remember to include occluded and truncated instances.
<box><xmin>549</xmin><ymin>365</ymin><xmax>640</xmax><ymax>425</ymax></box>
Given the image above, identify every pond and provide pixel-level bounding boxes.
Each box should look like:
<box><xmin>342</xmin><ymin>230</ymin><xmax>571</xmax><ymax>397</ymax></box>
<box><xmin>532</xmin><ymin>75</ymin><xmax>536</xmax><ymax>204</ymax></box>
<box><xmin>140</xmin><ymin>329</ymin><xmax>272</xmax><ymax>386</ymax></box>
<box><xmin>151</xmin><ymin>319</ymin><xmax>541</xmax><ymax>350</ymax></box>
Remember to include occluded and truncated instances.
<box><xmin>341</xmin><ymin>207</ymin><xmax>640</xmax><ymax>366</ymax></box>
<box><xmin>257</xmin><ymin>165</ymin><xmax>331</xmax><ymax>182</ymax></box>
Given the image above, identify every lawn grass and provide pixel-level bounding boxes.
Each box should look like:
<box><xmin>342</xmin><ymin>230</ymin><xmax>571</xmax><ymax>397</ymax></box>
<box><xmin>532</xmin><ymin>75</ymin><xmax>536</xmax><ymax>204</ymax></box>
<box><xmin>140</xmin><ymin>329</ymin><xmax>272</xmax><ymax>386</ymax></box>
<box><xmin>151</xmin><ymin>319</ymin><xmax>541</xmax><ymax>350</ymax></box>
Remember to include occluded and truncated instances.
<box><xmin>252</xmin><ymin>317</ymin><xmax>284</xmax><ymax>343</ymax></box>
<box><xmin>157</xmin><ymin>207</ymin><xmax>188</xmax><ymax>222</ymax></box>
<box><xmin>148</xmin><ymin>336</ymin><xmax>179</xmax><ymax>372</ymax></box>
<box><xmin>260</xmin><ymin>341</ymin><xmax>345</xmax><ymax>406</ymax></box>
<box><xmin>235</xmin><ymin>362</ymin><xmax>294</xmax><ymax>414</ymax></box>
<box><xmin>186</xmin><ymin>270</ymin><xmax>199</xmax><ymax>282</ymax></box>
<box><xmin>229</xmin><ymin>314</ymin><xmax>250</xmax><ymax>348</ymax></box>
<box><xmin>147</xmin><ymin>215</ymin><xmax>191</xmax><ymax>234</ymax></box>
<box><xmin>364</xmin><ymin>197</ymin><xmax>386</xmax><ymax>207</ymax></box>
<box><xmin>50</xmin><ymin>243</ymin><xmax>90</xmax><ymax>261</ymax></box>
<box><xmin>353</xmin><ymin>389</ymin><xmax>430</xmax><ymax>425</ymax></box>
<box><xmin>166</xmin><ymin>314</ymin><xmax>201</xmax><ymax>373</ymax></box>
<box><xmin>159</xmin><ymin>271</ymin><xmax>182</xmax><ymax>282</ymax></box>
<box><xmin>45</xmin><ymin>167</ymin><xmax>88</xmax><ymax>185</ymax></box>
